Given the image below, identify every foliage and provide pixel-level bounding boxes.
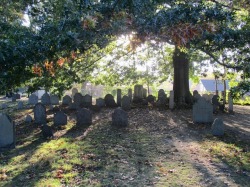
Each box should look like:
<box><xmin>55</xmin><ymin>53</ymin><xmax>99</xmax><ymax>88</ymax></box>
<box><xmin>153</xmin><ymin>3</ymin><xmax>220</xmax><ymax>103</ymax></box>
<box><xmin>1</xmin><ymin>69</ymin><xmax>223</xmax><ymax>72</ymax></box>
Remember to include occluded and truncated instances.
<box><xmin>230</xmin><ymin>81</ymin><xmax>250</xmax><ymax>99</ymax></box>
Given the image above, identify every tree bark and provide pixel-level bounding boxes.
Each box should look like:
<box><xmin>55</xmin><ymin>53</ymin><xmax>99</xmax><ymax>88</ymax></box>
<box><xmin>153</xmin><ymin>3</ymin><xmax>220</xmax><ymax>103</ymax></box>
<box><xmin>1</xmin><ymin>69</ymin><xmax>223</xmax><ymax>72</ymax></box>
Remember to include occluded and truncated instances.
<box><xmin>173</xmin><ymin>47</ymin><xmax>192</xmax><ymax>105</ymax></box>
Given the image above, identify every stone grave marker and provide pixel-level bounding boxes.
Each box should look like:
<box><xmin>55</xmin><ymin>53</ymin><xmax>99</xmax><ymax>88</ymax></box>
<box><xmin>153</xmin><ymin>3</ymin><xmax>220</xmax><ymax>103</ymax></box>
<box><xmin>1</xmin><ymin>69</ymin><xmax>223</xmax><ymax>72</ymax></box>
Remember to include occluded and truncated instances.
<box><xmin>228</xmin><ymin>94</ymin><xmax>233</xmax><ymax>113</ymax></box>
<box><xmin>72</xmin><ymin>88</ymin><xmax>78</xmax><ymax>98</ymax></box>
<box><xmin>133</xmin><ymin>85</ymin><xmax>143</xmax><ymax>103</ymax></box>
<box><xmin>41</xmin><ymin>92</ymin><xmax>51</xmax><ymax>105</ymax></box>
<box><xmin>50</xmin><ymin>95</ymin><xmax>59</xmax><ymax>105</ymax></box>
<box><xmin>157</xmin><ymin>89</ymin><xmax>167</xmax><ymax>106</ymax></box>
<box><xmin>128</xmin><ymin>89</ymin><xmax>133</xmax><ymax>102</ymax></box>
<box><xmin>15</xmin><ymin>94</ymin><xmax>21</xmax><ymax>99</ymax></box>
<box><xmin>12</xmin><ymin>95</ymin><xmax>16</xmax><ymax>102</ymax></box>
<box><xmin>211</xmin><ymin>118</ymin><xmax>225</xmax><ymax>136</ymax></box>
<box><xmin>96</xmin><ymin>98</ymin><xmax>105</xmax><ymax>107</ymax></box>
<box><xmin>34</xmin><ymin>103</ymin><xmax>47</xmax><ymax>125</ymax></box>
<box><xmin>112</xmin><ymin>108</ymin><xmax>128</xmax><ymax>127</ymax></box>
<box><xmin>25</xmin><ymin>114</ymin><xmax>32</xmax><ymax>123</ymax></box>
<box><xmin>193</xmin><ymin>97</ymin><xmax>213</xmax><ymax>123</ymax></box>
<box><xmin>121</xmin><ymin>96</ymin><xmax>131</xmax><ymax>111</ymax></box>
<box><xmin>143</xmin><ymin>88</ymin><xmax>147</xmax><ymax>99</ymax></box>
<box><xmin>202</xmin><ymin>94</ymin><xmax>210</xmax><ymax>102</ymax></box>
<box><xmin>169</xmin><ymin>90</ymin><xmax>174</xmax><ymax>109</ymax></box>
<box><xmin>147</xmin><ymin>95</ymin><xmax>155</xmax><ymax>103</ymax></box>
<box><xmin>28</xmin><ymin>94</ymin><xmax>38</xmax><ymax>105</ymax></box>
<box><xmin>1</xmin><ymin>103</ymin><xmax>8</xmax><ymax>109</ymax></box>
<box><xmin>17</xmin><ymin>101</ymin><xmax>23</xmax><ymax>109</ymax></box>
<box><xmin>83</xmin><ymin>94</ymin><xmax>92</xmax><ymax>108</ymax></box>
<box><xmin>62</xmin><ymin>95</ymin><xmax>72</xmax><ymax>105</ymax></box>
<box><xmin>104</xmin><ymin>94</ymin><xmax>117</xmax><ymax>107</ymax></box>
<box><xmin>76</xmin><ymin>108</ymin><xmax>92</xmax><ymax>127</ymax></box>
<box><xmin>193</xmin><ymin>90</ymin><xmax>201</xmax><ymax>103</ymax></box>
<box><xmin>74</xmin><ymin>93</ymin><xmax>83</xmax><ymax>107</ymax></box>
<box><xmin>54</xmin><ymin>111</ymin><xmax>67</xmax><ymax>126</ymax></box>
<box><xmin>0</xmin><ymin>114</ymin><xmax>15</xmax><ymax>149</ymax></box>
<box><xmin>117</xmin><ymin>89</ymin><xmax>122</xmax><ymax>107</ymax></box>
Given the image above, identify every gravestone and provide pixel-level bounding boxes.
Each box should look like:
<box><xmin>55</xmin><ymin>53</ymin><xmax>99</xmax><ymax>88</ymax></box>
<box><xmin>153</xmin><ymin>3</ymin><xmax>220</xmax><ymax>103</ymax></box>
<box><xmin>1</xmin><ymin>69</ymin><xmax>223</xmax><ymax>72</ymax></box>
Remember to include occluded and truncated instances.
<box><xmin>83</xmin><ymin>94</ymin><xmax>92</xmax><ymax>108</ymax></box>
<box><xmin>41</xmin><ymin>124</ymin><xmax>53</xmax><ymax>139</ymax></box>
<box><xmin>211</xmin><ymin>118</ymin><xmax>225</xmax><ymax>136</ymax></box>
<box><xmin>133</xmin><ymin>85</ymin><xmax>143</xmax><ymax>103</ymax></box>
<box><xmin>147</xmin><ymin>95</ymin><xmax>155</xmax><ymax>103</ymax></box>
<box><xmin>15</xmin><ymin>94</ymin><xmax>21</xmax><ymax>99</ymax></box>
<box><xmin>117</xmin><ymin>89</ymin><xmax>122</xmax><ymax>107</ymax></box>
<box><xmin>143</xmin><ymin>88</ymin><xmax>147</xmax><ymax>99</ymax></box>
<box><xmin>74</xmin><ymin>93</ymin><xmax>83</xmax><ymax>107</ymax></box>
<box><xmin>50</xmin><ymin>95</ymin><xmax>59</xmax><ymax>105</ymax></box>
<box><xmin>202</xmin><ymin>94</ymin><xmax>210</xmax><ymax>102</ymax></box>
<box><xmin>28</xmin><ymin>94</ymin><xmax>38</xmax><ymax>105</ymax></box>
<box><xmin>169</xmin><ymin>90</ymin><xmax>175</xmax><ymax>110</ymax></box>
<box><xmin>91</xmin><ymin>105</ymin><xmax>101</xmax><ymax>113</ymax></box>
<box><xmin>121</xmin><ymin>96</ymin><xmax>131</xmax><ymax>111</ymax></box>
<box><xmin>12</xmin><ymin>95</ymin><xmax>16</xmax><ymax>102</ymax></box>
<box><xmin>157</xmin><ymin>89</ymin><xmax>167</xmax><ymax>106</ymax></box>
<box><xmin>228</xmin><ymin>94</ymin><xmax>233</xmax><ymax>114</ymax></box>
<box><xmin>193</xmin><ymin>98</ymin><xmax>213</xmax><ymax>123</ymax></box>
<box><xmin>104</xmin><ymin>94</ymin><xmax>117</xmax><ymax>107</ymax></box>
<box><xmin>0</xmin><ymin>114</ymin><xmax>15</xmax><ymax>149</ymax></box>
<box><xmin>54</xmin><ymin>111</ymin><xmax>67</xmax><ymax>126</ymax></box>
<box><xmin>17</xmin><ymin>101</ymin><xmax>23</xmax><ymax>109</ymax></box>
<box><xmin>76</xmin><ymin>108</ymin><xmax>92</xmax><ymax>127</ymax></box>
<box><xmin>69</xmin><ymin>102</ymin><xmax>77</xmax><ymax>110</ymax></box>
<box><xmin>41</xmin><ymin>92</ymin><xmax>51</xmax><ymax>105</ymax></box>
<box><xmin>34</xmin><ymin>103</ymin><xmax>47</xmax><ymax>125</ymax></box>
<box><xmin>128</xmin><ymin>89</ymin><xmax>133</xmax><ymax>102</ymax></box>
<box><xmin>112</xmin><ymin>108</ymin><xmax>128</xmax><ymax>127</ymax></box>
<box><xmin>1</xmin><ymin>103</ymin><xmax>8</xmax><ymax>109</ymax></box>
<box><xmin>96</xmin><ymin>98</ymin><xmax>105</xmax><ymax>107</ymax></box>
<box><xmin>62</xmin><ymin>95</ymin><xmax>72</xmax><ymax>105</ymax></box>
<box><xmin>72</xmin><ymin>88</ymin><xmax>78</xmax><ymax>98</ymax></box>
<box><xmin>25</xmin><ymin>114</ymin><xmax>32</xmax><ymax>123</ymax></box>
<box><xmin>193</xmin><ymin>90</ymin><xmax>201</xmax><ymax>103</ymax></box>
<box><xmin>212</xmin><ymin>95</ymin><xmax>224</xmax><ymax>113</ymax></box>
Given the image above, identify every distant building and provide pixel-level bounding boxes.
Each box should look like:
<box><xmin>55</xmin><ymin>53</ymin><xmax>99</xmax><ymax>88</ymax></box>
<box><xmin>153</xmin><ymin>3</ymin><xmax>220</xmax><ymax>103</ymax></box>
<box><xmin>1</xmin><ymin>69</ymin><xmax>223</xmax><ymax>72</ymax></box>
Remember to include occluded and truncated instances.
<box><xmin>194</xmin><ymin>79</ymin><xmax>229</xmax><ymax>93</ymax></box>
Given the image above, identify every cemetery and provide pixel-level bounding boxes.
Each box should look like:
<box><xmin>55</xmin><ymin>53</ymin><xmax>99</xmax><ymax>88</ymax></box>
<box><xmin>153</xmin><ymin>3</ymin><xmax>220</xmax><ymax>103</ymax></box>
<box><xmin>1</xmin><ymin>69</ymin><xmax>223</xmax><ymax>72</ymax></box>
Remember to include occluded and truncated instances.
<box><xmin>1</xmin><ymin>1</ymin><xmax>250</xmax><ymax>187</ymax></box>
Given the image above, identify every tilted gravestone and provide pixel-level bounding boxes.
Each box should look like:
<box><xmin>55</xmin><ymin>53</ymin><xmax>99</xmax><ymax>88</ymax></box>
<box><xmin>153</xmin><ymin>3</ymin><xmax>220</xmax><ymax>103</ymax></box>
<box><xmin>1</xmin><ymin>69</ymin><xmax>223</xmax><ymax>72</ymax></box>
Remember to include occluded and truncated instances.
<box><xmin>117</xmin><ymin>89</ymin><xmax>122</xmax><ymax>107</ymax></box>
<box><xmin>133</xmin><ymin>85</ymin><xmax>143</xmax><ymax>103</ymax></box>
<box><xmin>169</xmin><ymin>90</ymin><xmax>175</xmax><ymax>110</ymax></box>
<box><xmin>193</xmin><ymin>97</ymin><xmax>213</xmax><ymax>123</ymax></box>
<box><xmin>83</xmin><ymin>94</ymin><xmax>92</xmax><ymax>108</ymax></box>
<box><xmin>121</xmin><ymin>96</ymin><xmax>131</xmax><ymax>111</ymax></box>
<box><xmin>62</xmin><ymin>95</ymin><xmax>72</xmax><ymax>105</ymax></box>
<box><xmin>76</xmin><ymin>108</ymin><xmax>92</xmax><ymax>127</ymax></box>
<box><xmin>112</xmin><ymin>108</ymin><xmax>128</xmax><ymax>127</ymax></box>
<box><xmin>17</xmin><ymin>101</ymin><xmax>23</xmax><ymax>109</ymax></box>
<box><xmin>28</xmin><ymin>94</ymin><xmax>38</xmax><ymax>105</ymax></box>
<box><xmin>0</xmin><ymin>114</ymin><xmax>15</xmax><ymax>149</ymax></box>
<box><xmin>211</xmin><ymin>118</ymin><xmax>225</xmax><ymax>136</ymax></box>
<box><xmin>96</xmin><ymin>98</ymin><xmax>105</xmax><ymax>107</ymax></box>
<box><xmin>50</xmin><ymin>95</ymin><xmax>60</xmax><ymax>105</ymax></box>
<box><xmin>25</xmin><ymin>114</ymin><xmax>32</xmax><ymax>123</ymax></box>
<box><xmin>54</xmin><ymin>111</ymin><xmax>67</xmax><ymax>126</ymax></box>
<box><xmin>74</xmin><ymin>93</ymin><xmax>83</xmax><ymax>107</ymax></box>
<box><xmin>72</xmin><ymin>88</ymin><xmax>78</xmax><ymax>98</ymax></box>
<box><xmin>157</xmin><ymin>89</ymin><xmax>167</xmax><ymax>106</ymax></box>
<box><xmin>34</xmin><ymin>103</ymin><xmax>47</xmax><ymax>125</ymax></box>
<box><xmin>41</xmin><ymin>92</ymin><xmax>51</xmax><ymax>105</ymax></box>
<box><xmin>104</xmin><ymin>94</ymin><xmax>117</xmax><ymax>107</ymax></box>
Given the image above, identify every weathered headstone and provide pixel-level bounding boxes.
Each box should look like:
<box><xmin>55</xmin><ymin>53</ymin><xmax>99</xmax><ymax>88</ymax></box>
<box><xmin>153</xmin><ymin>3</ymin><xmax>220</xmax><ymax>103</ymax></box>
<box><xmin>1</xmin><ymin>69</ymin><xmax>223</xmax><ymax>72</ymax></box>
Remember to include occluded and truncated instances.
<box><xmin>69</xmin><ymin>102</ymin><xmax>78</xmax><ymax>110</ymax></box>
<box><xmin>76</xmin><ymin>108</ymin><xmax>92</xmax><ymax>127</ymax></box>
<box><xmin>147</xmin><ymin>95</ymin><xmax>155</xmax><ymax>103</ymax></box>
<box><xmin>1</xmin><ymin>103</ymin><xmax>8</xmax><ymax>109</ymax></box>
<box><xmin>12</xmin><ymin>95</ymin><xmax>16</xmax><ymax>102</ymax></box>
<box><xmin>143</xmin><ymin>88</ymin><xmax>147</xmax><ymax>99</ymax></box>
<box><xmin>25</xmin><ymin>114</ymin><xmax>32</xmax><ymax>123</ymax></box>
<box><xmin>34</xmin><ymin>103</ymin><xmax>47</xmax><ymax>125</ymax></box>
<box><xmin>41</xmin><ymin>92</ymin><xmax>51</xmax><ymax>105</ymax></box>
<box><xmin>54</xmin><ymin>111</ymin><xmax>67</xmax><ymax>126</ymax></box>
<box><xmin>15</xmin><ymin>94</ymin><xmax>21</xmax><ymax>99</ymax></box>
<box><xmin>62</xmin><ymin>95</ymin><xmax>72</xmax><ymax>105</ymax></box>
<box><xmin>83</xmin><ymin>94</ymin><xmax>92</xmax><ymax>108</ymax></box>
<box><xmin>50</xmin><ymin>95</ymin><xmax>59</xmax><ymax>105</ymax></box>
<box><xmin>17</xmin><ymin>101</ymin><xmax>23</xmax><ymax>109</ymax></box>
<box><xmin>112</xmin><ymin>108</ymin><xmax>128</xmax><ymax>127</ymax></box>
<box><xmin>41</xmin><ymin>124</ymin><xmax>53</xmax><ymax>139</ymax></box>
<box><xmin>117</xmin><ymin>89</ymin><xmax>122</xmax><ymax>107</ymax></box>
<box><xmin>157</xmin><ymin>89</ymin><xmax>167</xmax><ymax>106</ymax></box>
<box><xmin>74</xmin><ymin>93</ymin><xmax>83</xmax><ymax>107</ymax></box>
<box><xmin>228</xmin><ymin>94</ymin><xmax>233</xmax><ymax>114</ymax></box>
<box><xmin>91</xmin><ymin>105</ymin><xmax>101</xmax><ymax>113</ymax></box>
<box><xmin>193</xmin><ymin>90</ymin><xmax>201</xmax><ymax>103</ymax></box>
<box><xmin>133</xmin><ymin>85</ymin><xmax>143</xmax><ymax>103</ymax></box>
<box><xmin>28</xmin><ymin>94</ymin><xmax>38</xmax><ymax>105</ymax></box>
<box><xmin>0</xmin><ymin>114</ymin><xmax>15</xmax><ymax>149</ymax></box>
<box><xmin>104</xmin><ymin>94</ymin><xmax>117</xmax><ymax>107</ymax></box>
<box><xmin>128</xmin><ymin>89</ymin><xmax>133</xmax><ymax>102</ymax></box>
<box><xmin>96</xmin><ymin>98</ymin><xmax>105</xmax><ymax>107</ymax></box>
<box><xmin>193</xmin><ymin>98</ymin><xmax>213</xmax><ymax>123</ymax></box>
<box><xmin>121</xmin><ymin>96</ymin><xmax>131</xmax><ymax>111</ymax></box>
<box><xmin>169</xmin><ymin>90</ymin><xmax>175</xmax><ymax>110</ymax></box>
<box><xmin>72</xmin><ymin>88</ymin><xmax>78</xmax><ymax>98</ymax></box>
<box><xmin>211</xmin><ymin>118</ymin><xmax>225</xmax><ymax>136</ymax></box>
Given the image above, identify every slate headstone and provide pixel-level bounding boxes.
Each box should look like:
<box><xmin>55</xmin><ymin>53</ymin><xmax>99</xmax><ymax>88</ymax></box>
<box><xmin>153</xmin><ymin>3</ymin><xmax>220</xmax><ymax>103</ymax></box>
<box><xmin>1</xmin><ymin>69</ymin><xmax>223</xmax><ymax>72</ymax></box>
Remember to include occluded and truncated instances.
<box><xmin>83</xmin><ymin>94</ymin><xmax>92</xmax><ymax>108</ymax></box>
<box><xmin>117</xmin><ymin>89</ymin><xmax>122</xmax><ymax>107</ymax></box>
<box><xmin>169</xmin><ymin>90</ymin><xmax>175</xmax><ymax>110</ymax></box>
<box><xmin>104</xmin><ymin>94</ymin><xmax>117</xmax><ymax>107</ymax></box>
<box><xmin>91</xmin><ymin>105</ymin><xmax>101</xmax><ymax>113</ymax></box>
<box><xmin>72</xmin><ymin>88</ymin><xmax>78</xmax><ymax>98</ymax></box>
<box><xmin>0</xmin><ymin>114</ymin><xmax>15</xmax><ymax>149</ymax></box>
<box><xmin>12</xmin><ymin>95</ymin><xmax>16</xmax><ymax>102</ymax></box>
<box><xmin>41</xmin><ymin>92</ymin><xmax>51</xmax><ymax>105</ymax></box>
<box><xmin>76</xmin><ymin>108</ymin><xmax>92</xmax><ymax>127</ymax></box>
<box><xmin>147</xmin><ymin>95</ymin><xmax>155</xmax><ymax>103</ymax></box>
<box><xmin>62</xmin><ymin>95</ymin><xmax>72</xmax><ymax>105</ymax></box>
<box><xmin>1</xmin><ymin>103</ymin><xmax>8</xmax><ymax>109</ymax></box>
<box><xmin>96</xmin><ymin>98</ymin><xmax>105</xmax><ymax>107</ymax></box>
<box><xmin>121</xmin><ymin>96</ymin><xmax>131</xmax><ymax>111</ymax></box>
<box><xmin>74</xmin><ymin>93</ymin><xmax>83</xmax><ymax>107</ymax></box>
<box><xmin>193</xmin><ymin>90</ymin><xmax>201</xmax><ymax>103</ymax></box>
<box><xmin>25</xmin><ymin>114</ymin><xmax>32</xmax><ymax>123</ymax></box>
<box><xmin>133</xmin><ymin>85</ymin><xmax>143</xmax><ymax>103</ymax></box>
<box><xmin>54</xmin><ymin>111</ymin><xmax>67</xmax><ymax>126</ymax></box>
<box><xmin>50</xmin><ymin>95</ymin><xmax>59</xmax><ymax>105</ymax></box>
<box><xmin>211</xmin><ymin>118</ymin><xmax>225</xmax><ymax>136</ymax></box>
<box><xmin>15</xmin><ymin>94</ymin><xmax>21</xmax><ymax>99</ymax></box>
<box><xmin>157</xmin><ymin>89</ymin><xmax>167</xmax><ymax>106</ymax></box>
<box><xmin>41</xmin><ymin>124</ymin><xmax>53</xmax><ymax>139</ymax></box>
<box><xmin>228</xmin><ymin>94</ymin><xmax>233</xmax><ymax>114</ymax></box>
<box><xmin>112</xmin><ymin>108</ymin><xmax>128</xmax><ymax>127</ymax></box>
<box><xmin>193</xmin><ymin>97</ymin><xmax>213</xmax><ymax>123</ymax></box>
<box><xmin>28</xmin><ymin>94</ymin><xmax>38</xmax><ymax>105</ymax></box>
<box><xmin>17</xmin><ymin>101</ymin><xmax>23</xmax><ymax>109</ymax></box>
<box><xmin>34</xmin><ymin>103</ymin><xmax>47</xmax><ymax>125</ymax></box>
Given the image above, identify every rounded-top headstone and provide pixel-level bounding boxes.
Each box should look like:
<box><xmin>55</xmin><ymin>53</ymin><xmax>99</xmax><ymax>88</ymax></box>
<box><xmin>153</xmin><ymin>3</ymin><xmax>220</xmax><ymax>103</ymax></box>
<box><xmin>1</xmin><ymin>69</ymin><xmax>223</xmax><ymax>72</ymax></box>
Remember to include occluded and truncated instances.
<box><xmin>112</xmin><ymin>108</ymin><xmax>128</xmax><ymax>127</ymax></box>
<box><xmin>0</xmin><ymin>114</ymin><xmax>15</xmax><ymax>148</ymax></box>
<box><xmin>54</xmin><ymin>111</ymin><xmax>67</xmax><ymax>126</ymax></box>
<box><xmin>83</xmin><ymin>94</ymin><xmax>92</xmax><ymax>108</ymax></box>
<box><xmin>34</xmin><ymin>103</ymin><xmax>47</xmax><ymax>125</ymax></box>
<box><xmin>104</xmin><ymin>94</ymin><xmax>117</xmax><ymax>107</ymax></box>
<box><xmin>147</xmin><ymin>95</ymin><xmax>155</xmax><ymax>103</ymax></box>
<box><xmin>25</xmin><ymin>114</ymin><xmax>33</xmax><ymax>123</ymax></box>
<box><xmin>28</xmin><ymin>94</ymin><xmax>38</xmax><ymax>105</ymax></box>
<box><xmin>96</xmin><ymin>98</ymin><xmax>105</xmax><ymax>107</ymax></box>
<box><xmin>62</xmin><ymin>95</ymin><xmax>72</xmax><ymax>105</ymax></box>
<box><xmin>17</xmin><ymin>101</ymin><xmax>23</xmax><ymax>109</ymax></box>
<box><xmin>41</xmin><ymin>92</ymin><xmax>51</xmax><ymax>105</ymax></box>
<box><xmin>121</xmin><ymin>96</ymin><xmax>131</xmax><ymax>111</ymax></box>
<box><xmin>74</xmin><ymin>93</ymin><xmax>83</xmax><ymax>107</ymax></box>
<box><xmin>76</xmin><ymin>108</ymin><xmax>92</xmax><ymax>127</ymax></box>
<box><xmin>211</xmin><ymin>118</ymin><xmax>225</xmax><ymax>136</ymax></box>
<box><xmin>50</xmin><ymin>95</ymin><xmax>60</xmax><ymax>105</ymax></box>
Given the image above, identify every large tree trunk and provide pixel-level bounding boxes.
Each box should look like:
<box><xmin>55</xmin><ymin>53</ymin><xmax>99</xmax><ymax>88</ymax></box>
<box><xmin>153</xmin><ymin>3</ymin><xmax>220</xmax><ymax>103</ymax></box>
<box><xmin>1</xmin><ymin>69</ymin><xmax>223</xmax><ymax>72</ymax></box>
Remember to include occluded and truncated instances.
<box><xmin>173</xmin><ymin>47</ymin><xmax>192</xmax><ymax>105</ymax></box>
